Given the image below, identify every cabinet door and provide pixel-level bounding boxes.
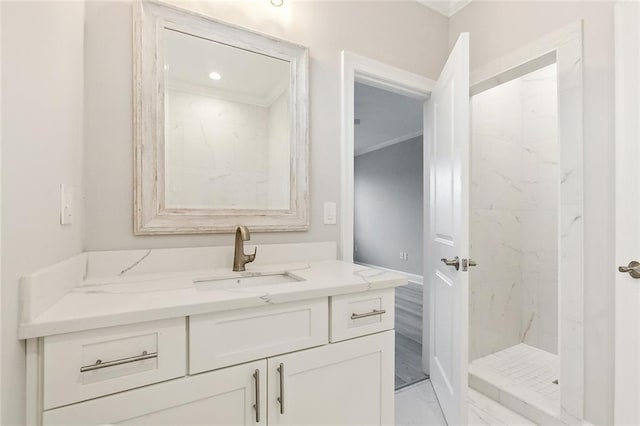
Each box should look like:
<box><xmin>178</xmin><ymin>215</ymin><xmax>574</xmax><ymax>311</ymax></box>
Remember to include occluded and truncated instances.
<box><xmin>43</xmin><ymin>360</ymin><xmax>267</xmax><ymax>425</ymax></box>
<box><xmin>268</xmin><ymin>330</ymin><xmax>394</xmax><ymax>426</ymax></box>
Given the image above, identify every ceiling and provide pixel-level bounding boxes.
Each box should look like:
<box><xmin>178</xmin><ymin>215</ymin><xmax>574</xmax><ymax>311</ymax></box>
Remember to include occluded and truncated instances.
<box><xmin>416</xmin><ymin>0</ymin><xmax>472</xmax><ymax>17</ymax></box>
<box><xmin>164</xmin><ymin>28</ymin><xmax>289</xmax><ymax>105</ymax></box>
<box><xmin>354</xmin><ymin>82</ymin><xmax>423</xmax><ymax>156</ymax></box>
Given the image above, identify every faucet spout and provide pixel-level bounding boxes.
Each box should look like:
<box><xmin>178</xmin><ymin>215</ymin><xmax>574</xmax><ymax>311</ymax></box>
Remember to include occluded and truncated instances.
<box><xmin>233</xmin><ymin>226</ymin><xmax>257</xmax><ymax>272</ymax></box>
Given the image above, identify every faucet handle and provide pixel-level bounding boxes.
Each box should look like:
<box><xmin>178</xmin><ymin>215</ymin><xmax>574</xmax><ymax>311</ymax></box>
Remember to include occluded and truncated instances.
<box><xmin>248</xmin><ymin>247</ymin><xmax>257</xmax><ymax>263</ymax></box>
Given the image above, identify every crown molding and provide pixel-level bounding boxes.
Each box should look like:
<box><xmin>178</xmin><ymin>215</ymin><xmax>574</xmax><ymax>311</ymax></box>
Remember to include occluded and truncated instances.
<box><xmin>417</xmin><ymin>0</ymin><xmax>472</xmax><ymax>17</ymax></box>
<box><xmin>355</xmin><ymin>130</ymin><xmax>423</xmax><ymax>157</ymax></box>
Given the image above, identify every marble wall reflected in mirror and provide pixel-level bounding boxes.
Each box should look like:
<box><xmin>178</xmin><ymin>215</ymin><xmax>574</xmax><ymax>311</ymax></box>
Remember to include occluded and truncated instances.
<box><xmin>164</xmin><ymin>29</ymin><xmax>291</xmax><ymax>211</ymax></box>
<box><xmin>134</xmin><ymin>1</ymin><xmax>309</xmax><ymax>234</ymax></box>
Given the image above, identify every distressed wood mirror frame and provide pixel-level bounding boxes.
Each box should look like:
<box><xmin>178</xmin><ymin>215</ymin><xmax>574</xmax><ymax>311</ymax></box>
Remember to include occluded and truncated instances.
<box><xmin>133</xmin><ymin>0</ymin><xmax>309</xmax><ymax>235</ymax></box>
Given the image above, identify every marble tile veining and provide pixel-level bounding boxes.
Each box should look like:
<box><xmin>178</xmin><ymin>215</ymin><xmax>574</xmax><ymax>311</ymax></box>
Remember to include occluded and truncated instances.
<box><xmin>470</xmin><ymin>63</ymin><xmax>559</xmax><ymax>360</ymax></box>
<box><xmin>395</xmin><ymin>380</ymin><xmax>534</xmax><ymax>426</ymax></box>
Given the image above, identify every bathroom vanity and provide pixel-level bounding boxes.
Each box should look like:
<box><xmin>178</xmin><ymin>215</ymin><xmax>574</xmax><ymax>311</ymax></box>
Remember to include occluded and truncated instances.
<box><xmin>19</xmin><ymin>242</ymin><xmax>405</xmax><ymax>425</ymax></box>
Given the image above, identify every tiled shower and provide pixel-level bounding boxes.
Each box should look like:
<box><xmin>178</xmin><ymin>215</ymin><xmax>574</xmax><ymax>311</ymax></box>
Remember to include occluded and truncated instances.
<box><xmin>468</xmin><ymin>64</ymin><xmax>560</xmax><ymax>412</ymax></box>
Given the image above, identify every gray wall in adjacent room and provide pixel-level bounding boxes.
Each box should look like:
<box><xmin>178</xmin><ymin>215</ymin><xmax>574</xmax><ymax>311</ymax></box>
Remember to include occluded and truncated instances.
<box><xmin>354</xmin><ymin>136</ymin><xmax>423</xmax><ymax>276</ymax></box>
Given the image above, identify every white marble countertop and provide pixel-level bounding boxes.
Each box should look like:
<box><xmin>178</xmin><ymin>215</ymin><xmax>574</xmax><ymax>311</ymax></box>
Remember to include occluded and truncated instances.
<box><xmin>18</xmin><ymin>260</ymin><xmax>407</xmax><ymax>339</ymax></box>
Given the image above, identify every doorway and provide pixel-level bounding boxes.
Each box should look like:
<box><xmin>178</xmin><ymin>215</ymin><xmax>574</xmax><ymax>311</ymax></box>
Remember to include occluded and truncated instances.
<box><xmin>352</xmin><ymin>82</ymin><xmax>427</xmax><ymax>390</ymax></box>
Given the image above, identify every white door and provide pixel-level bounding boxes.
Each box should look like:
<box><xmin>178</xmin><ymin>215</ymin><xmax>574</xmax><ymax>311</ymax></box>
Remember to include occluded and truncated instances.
<box><xmin>614</xmin><ymin>2</ymin><xmax>640</xmax><ymax>424</ymax></box>
<box><xmin>425</xmin><ymin>33</ymin><xmax>470</xmax><ymax>426</ymax></box>
<box><xmin>267</xmin><ymin>331</ymin><xmax>394</xmax><ymax>426</ymax></box>
<box><xmin>42</xmin><ymin>360</ymin><xmax>267</xmax><ymax>425</ymax></box>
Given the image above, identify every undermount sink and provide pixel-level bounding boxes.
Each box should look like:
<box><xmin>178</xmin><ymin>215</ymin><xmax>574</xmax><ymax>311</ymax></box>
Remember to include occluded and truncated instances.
<box><xmin>193</xmin><ymin>272</ymin><xmax>304</xmax><ymax>291</ymax></box>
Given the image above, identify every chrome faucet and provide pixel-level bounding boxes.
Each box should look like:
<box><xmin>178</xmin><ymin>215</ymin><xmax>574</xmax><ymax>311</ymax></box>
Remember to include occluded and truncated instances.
<box><xmin>233</xmin><ymin>225</ymin><xmax>257</xmax><ymax>272</ymax></box>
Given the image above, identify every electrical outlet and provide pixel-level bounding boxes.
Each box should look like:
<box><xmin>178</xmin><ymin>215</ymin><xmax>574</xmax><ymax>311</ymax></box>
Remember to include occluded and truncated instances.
<box><xmin>404</xmin><ymin>252</ymin><xmax>409</xmax><ymax>261</ymax></box>
<box><xmin>399</xmin><ymin>252</ymin><xmax>404</xmax><ymax>260</ymax></box>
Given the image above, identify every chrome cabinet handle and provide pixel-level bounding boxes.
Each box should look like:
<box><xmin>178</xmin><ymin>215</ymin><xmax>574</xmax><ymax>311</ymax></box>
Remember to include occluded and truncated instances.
<box><xmin>351</xmin><ymin>309</ymin><xmax>386</xmax><ymax>320</ymax></box>
<box><xmin>277</xmin><ymin>363</ymin><xmax>285</xmax><ymax>414</ymax></box>
<box><xmin>441</xmin><ymin>256</ymin><xmax>460</xmax><ymax>270</ymax></box>
<box><xmin>80</xmin><ymin>350</ymin><xmax>157</xmax><ymax>372</ymax></box>
<box><xmin>253</xmin><ymin>369</ymin><xmax>260</xmax><ymax>423</ymax></box>
<box><xmin>619</xmin><ymin>261</ymin><xmax>640</xmax><ymax>279</ymax></box>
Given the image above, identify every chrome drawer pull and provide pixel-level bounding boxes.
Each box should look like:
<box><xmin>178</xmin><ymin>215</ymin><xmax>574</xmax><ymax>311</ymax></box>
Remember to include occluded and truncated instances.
<box><xmin>351</xmin><ymin>309</ymin><xmax>386</xmax><ymax>320</ymax></box>
<box><xmin>253</xmin><ymin>369</ymin><xmax>261</xmax><ymax>423</ymax></box>
<box><xmin>80</xmin><ymin>350</ymin><xmax>157</xmax><ymax>372</ymax></box>
<box><xmin>277</xmin><ymin>363</ymin><xmax>285</xmax><ymax>414</ymax></box>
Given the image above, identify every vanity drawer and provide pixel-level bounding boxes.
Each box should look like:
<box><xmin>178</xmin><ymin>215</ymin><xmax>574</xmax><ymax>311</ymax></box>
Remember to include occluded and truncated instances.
<box><xmin>189</xmin><ymin>298</ymin><xmax>328</xmax><ymax>374</ymax></box>
<box><xmin>329</xmin><ymin>289</ymin><xmax>395</xmax><ymax>342</ymax></box>
<box><xmin>43</xmin><ymin>318</ymin><xmax>186</xmax><ymax>409</ymax></box>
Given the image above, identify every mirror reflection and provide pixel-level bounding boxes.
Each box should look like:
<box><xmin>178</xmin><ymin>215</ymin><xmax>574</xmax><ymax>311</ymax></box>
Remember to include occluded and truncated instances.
<box><xmin>163</xmin><ymin>28</ymin><xmax>291</xmax><ymax>211</ymax></box>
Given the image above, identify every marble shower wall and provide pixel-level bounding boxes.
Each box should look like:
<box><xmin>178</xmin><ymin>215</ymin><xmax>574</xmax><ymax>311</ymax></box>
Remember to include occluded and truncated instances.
<box><xmin>164</xmin><ymin>88</ymin><xmax>290</xmax><ymax>210</ymax></box>
<box><xmin>470</xmin><ymin>64</ymin><xmax>558</xmax><ymax>360</ymax></box>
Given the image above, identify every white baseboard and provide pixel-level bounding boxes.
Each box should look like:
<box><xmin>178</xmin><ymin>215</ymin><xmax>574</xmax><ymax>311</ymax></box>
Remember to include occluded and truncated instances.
<box><xmin>354</xmin><ymin>261</ymin><xmax>423</xmax><ymax>285</ymax></box>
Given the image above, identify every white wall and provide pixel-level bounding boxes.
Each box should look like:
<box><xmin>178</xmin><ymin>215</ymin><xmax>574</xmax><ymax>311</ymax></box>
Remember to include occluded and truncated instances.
<box><xmin>1</xmin><ymin>2</ymin><xmax>85</xmax><ymax>424</ymax></box>
<box><xmin>83</xmin><ymin>0</ymin><xmax>449</xmax><ymax>251</ymax></box>
<box><xmin>450</xmin><ymin>3</ymin><xmax>615</xmax><ymax>424</ymax></box>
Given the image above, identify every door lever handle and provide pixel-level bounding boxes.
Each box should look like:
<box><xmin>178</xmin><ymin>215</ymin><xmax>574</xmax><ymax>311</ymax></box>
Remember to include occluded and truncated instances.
<box><xmin>441</xmin><ymin>257</ymin><xmax>460</xmax><ymax>271</ymax></box>
<box><xmin>619</xmin><ymin>261</ymin><xmax>640</xmax><ymax>279</ymax></box>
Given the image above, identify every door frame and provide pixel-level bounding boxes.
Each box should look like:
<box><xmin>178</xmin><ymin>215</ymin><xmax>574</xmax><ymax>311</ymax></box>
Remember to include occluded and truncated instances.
<box><xmin>339</xmin><ymin>52</ymin><xmax>435</xmax><ymax>376</ymax></box>
<box><xmin>469</xmin><ymin>21</ymin><xmax>584</xmax><ymax>422</ymax></box>
<box><xmin>614</xmin><ymin>2</ymin><xmax>640</xmax><ymax>424</ymax></box>
<box><xmin>339</xmin><ymin>51</ymin><xmax>434</xmax><ymax>263</ymax></box>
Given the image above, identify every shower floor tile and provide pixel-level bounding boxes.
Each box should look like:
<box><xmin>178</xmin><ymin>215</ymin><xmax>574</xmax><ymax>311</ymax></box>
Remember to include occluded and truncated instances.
<box><xmin>469</xmin><ymin>343</ymin><xmax>561</xmax><ymax>424</ymax></box>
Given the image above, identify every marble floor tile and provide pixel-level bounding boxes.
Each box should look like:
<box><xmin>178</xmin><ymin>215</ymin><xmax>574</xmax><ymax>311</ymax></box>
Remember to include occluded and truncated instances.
<box><xmin>395</xmin><ymin>381</ymin><xmax>446</xmax><ymax>426</ymax></box>
<box><xmin>469</xmin><ymin>388</ymin><xmax>536</xmax><ymax>425</ymax></box>
<box><xmin>469</xmin><ymin>343</ymin><xmax>559</xmax><ymax>412</ymax></box>
<box><xmin>395</xmin><ymin>380</ymin><xmax>534</xmax><ymax>426</ymax></box>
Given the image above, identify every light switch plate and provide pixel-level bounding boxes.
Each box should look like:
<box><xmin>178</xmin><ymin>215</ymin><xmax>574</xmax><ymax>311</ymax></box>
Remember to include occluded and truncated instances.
<box><xmin>60</xmin><ymin>184</ymin><xmax>74</xmax><ymax>225</ymax></box>
<box><xmin>323</xmin><ymin>202</ymin><xmax>337</xmax><ymax>225</ymax></box>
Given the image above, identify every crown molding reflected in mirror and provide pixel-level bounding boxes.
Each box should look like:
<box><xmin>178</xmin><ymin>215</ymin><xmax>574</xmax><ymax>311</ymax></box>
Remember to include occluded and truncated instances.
<box><xmin>134</xmin><ymin>0</ymin><xmax>309</xmax><ymax>235</ymax></box>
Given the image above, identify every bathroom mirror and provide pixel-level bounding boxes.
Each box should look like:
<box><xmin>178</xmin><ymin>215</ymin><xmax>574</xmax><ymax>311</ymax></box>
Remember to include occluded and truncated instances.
<box><xmin>134</xmin><ymin>1</ymin><xmax>309</xmax><ymax>234</ymax></box>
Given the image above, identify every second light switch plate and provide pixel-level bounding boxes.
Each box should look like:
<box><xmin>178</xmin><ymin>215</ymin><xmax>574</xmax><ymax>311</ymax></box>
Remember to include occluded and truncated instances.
<box><xmin>323</xmin><ymin>202</ymin><xmax>337</xmax><ymax>225</ymax></box>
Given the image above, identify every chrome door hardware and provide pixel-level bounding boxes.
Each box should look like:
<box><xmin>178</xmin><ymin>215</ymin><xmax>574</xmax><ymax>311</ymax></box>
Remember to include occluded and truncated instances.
<box><xmin>441</xmin><ymin>257</ymin><xmax>477</xmax><ymax>272</ymax></box>
<box><xmin>79</xmin><ymin>350</ymin><xmax>157</xmax><ymax>372</ymax></box>
<box><xmin>618</xmin><ymin>261</ymin><xmax>640</xmax><ymax>279</ymax></box>
<box><xmin>351</xmin><ymin>309</ymin><xmax>386</xmax><ymax>320</ymax></box>
<box><xmin>253</xmin><ymin>369</ymin><xmax>261</xmax><ymax>423</ymax></box>
<box><xmin>277</xmin><ymin>363</ymin><xmax>285</xmax><ymax>414</ymax></box>
<box><xmin>461</xmin><ymin>258</ymin><xmax>478</xmax><ymax>271</ymax></box>
<box><xmin>441</xmin><ymin>256</ymin><xmax>460</xmax><ymax>270</ymax></box>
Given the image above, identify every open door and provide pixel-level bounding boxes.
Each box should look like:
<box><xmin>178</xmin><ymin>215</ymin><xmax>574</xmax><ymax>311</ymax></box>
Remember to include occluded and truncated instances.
<box><xmin>424</xmin><ymin>33</ymin><xmax>470</xmax><ymax>425</ymax></box>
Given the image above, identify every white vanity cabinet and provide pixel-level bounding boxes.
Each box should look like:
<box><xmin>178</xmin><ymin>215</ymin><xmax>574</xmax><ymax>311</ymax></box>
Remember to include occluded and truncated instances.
<box><xmin>268</xmin><ymin>331</ymin><xmax>394</xmax><ymax>425</ymax></box>
<box><xmin>43</xmin><ymin>360</ymin><xmax>267</xmax><ymax>425</ymax></box>
<box><xmin>31</xmin><ymin>289</ymin><xmax>396</xmax><ymax>426</ymax></box>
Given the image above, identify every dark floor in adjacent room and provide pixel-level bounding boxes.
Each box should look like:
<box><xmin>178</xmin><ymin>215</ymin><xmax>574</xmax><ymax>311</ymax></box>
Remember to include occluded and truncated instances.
<box><xmin>395</xmin><ymin>282</ymin><xmax>428</xmax><ymax>390</ymax></box>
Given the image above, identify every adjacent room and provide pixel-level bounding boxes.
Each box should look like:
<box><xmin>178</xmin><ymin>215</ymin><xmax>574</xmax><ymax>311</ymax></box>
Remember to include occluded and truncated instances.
<box><xmin>352</xmin><ymin>82</ymin><xmax>426</xmax><ymax>390</ymax></box>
